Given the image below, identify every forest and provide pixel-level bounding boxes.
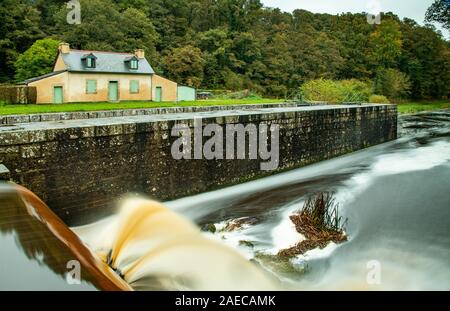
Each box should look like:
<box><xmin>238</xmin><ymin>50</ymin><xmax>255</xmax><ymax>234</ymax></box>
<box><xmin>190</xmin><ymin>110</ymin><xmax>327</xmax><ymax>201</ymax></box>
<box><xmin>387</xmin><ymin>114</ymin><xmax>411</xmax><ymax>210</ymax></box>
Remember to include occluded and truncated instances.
<box><xmin>0</xmin><ymin>0</ymin><xmax>449</xmax><ymax>101</ymax></box>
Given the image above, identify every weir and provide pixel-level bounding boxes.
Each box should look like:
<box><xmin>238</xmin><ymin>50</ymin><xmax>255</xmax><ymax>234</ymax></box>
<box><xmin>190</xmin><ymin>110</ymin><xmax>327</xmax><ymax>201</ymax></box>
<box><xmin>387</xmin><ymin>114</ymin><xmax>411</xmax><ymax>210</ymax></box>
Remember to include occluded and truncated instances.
<box><xmin>0</xmin><ymin>104</ymin><xmax>397</xmax><ymax>225</ymax></box>
<box><xmin>0</xmin><ymin>183</ymin><xmax>131</xmax><ymax>290</ymax></box>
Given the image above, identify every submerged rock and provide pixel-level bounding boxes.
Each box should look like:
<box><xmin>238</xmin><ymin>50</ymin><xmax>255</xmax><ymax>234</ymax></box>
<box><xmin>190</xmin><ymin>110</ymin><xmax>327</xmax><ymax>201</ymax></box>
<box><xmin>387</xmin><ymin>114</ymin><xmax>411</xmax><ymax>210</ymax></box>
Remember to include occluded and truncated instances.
<box><xmin>201</xmin><ymin>223</ymin><xmax>217</xmax><ymax>234</ymax></box>
<box><xmin>222</xmin><ymin>217</ymin><xmax>258</xmax><ymax>232</ymax></box>
<box><xmin>253</xmin><ymin>252</ymin><xmax>308</xmax><ymax>278</ymax></box>
<box><xmin>239</xmin><ymin>240</ymin><xmax>255</xmax><ymax>248</ymax></box>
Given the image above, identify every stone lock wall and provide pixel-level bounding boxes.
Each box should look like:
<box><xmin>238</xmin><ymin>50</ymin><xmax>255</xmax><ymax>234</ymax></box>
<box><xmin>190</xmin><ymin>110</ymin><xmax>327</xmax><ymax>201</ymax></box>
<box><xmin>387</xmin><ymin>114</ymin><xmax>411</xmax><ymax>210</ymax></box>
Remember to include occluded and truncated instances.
<box><xmin>0</xmin><ymin>104</ymin><xmax>397</xmax><ymax>225</ymax></box>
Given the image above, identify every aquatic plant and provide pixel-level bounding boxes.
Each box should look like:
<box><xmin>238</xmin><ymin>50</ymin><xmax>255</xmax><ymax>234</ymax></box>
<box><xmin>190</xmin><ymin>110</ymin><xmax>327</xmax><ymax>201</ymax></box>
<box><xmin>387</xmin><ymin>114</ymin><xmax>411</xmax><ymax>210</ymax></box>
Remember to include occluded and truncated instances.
<box><xmin>278</xmin><ymin>192</ymin><xmax>348</xmax><ymax>257</ymax></box>
<box><xmin>201</xmin><ymin>223</ymin><xmax>217</xmax><ymax>233</ymax></box>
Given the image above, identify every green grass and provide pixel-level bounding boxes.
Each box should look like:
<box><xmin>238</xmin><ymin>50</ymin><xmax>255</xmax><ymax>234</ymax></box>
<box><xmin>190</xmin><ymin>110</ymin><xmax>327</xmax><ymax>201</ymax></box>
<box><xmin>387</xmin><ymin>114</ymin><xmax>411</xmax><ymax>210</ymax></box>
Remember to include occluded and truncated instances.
<box><xmin>0</xmin><ymin>98</ymin><xmax>284</xmax><ymax>115</ymax></box>
<box><xmin>397</xmin><ymin>100</ymin><xmax>450</xmax><ymax>114</ymax></box>
<box><xmin>2</xmin><ymin>98</ymin><xmax>447</xmax><ymax>116</ymax></box>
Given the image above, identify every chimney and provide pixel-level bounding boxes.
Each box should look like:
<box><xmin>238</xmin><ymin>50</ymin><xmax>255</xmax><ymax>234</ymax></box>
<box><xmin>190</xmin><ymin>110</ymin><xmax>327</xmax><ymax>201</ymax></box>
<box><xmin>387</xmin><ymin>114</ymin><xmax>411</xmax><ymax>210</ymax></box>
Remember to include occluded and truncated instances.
<box><xmin>59</xmin><ymin>42</ymin><xmax>70</xmax><ymax>54</ymax></box>
<box><xmin>135</xmin><ymin>49</ymin><xmax>145</xmax><ymax>59</ymax></box>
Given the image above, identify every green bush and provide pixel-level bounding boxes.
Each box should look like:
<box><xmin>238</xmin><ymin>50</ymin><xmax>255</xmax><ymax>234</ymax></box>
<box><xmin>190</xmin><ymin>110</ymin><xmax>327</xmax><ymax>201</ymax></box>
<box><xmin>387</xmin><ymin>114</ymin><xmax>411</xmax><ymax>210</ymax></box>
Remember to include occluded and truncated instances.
<box><xmin>300</xmin><ymin>78</ymin><xmax>372</xmax><ymax>104</ymax></box>
<box><xmin>300</xmin><ymin>79</ymin><xmax>343</xmax><ymax>103</ymax></box>
<box><xmin>369</xmin><ymin>94</ymin><xmax>390</xmax><ymax>103</ymax></box>
<box><xmin>339</xmin><ymin>79</ymin><xmax>372</xmax><ymax>102</ymax></box>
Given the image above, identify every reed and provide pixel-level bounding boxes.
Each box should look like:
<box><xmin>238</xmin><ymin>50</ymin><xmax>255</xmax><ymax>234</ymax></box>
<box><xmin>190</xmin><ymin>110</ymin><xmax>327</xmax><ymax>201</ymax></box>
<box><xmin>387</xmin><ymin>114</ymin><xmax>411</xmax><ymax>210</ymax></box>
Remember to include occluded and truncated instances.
<box><xmin>278</xmin><ymin>192</ymin><xmax>348</xmax><ymax>257</ymax></box>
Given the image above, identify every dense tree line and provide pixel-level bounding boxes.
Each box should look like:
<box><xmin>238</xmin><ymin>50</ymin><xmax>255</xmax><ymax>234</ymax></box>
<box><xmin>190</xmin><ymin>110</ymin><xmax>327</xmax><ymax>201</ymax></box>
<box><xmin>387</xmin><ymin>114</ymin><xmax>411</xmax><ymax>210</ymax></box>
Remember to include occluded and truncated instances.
<box><xmin>1</xmin><ymin>0</ymin><xmax>449</xmax><ymax>100</ymax></box>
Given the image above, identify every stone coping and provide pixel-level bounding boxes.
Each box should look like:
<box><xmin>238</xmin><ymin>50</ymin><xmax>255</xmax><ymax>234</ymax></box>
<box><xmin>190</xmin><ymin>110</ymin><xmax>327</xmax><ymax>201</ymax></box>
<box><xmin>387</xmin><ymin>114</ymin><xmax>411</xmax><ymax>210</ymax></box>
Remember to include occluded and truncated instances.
<box><xmin>0</xmin><ymin>102</ymin><xmax>302</xmax><ymax>125</ymax></box>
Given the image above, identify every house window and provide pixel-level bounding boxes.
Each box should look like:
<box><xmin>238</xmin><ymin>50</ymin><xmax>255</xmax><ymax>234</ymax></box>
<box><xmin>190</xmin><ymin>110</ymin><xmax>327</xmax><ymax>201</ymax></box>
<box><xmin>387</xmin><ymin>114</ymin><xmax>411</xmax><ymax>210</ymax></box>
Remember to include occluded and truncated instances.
<box><xmin>130</xmin><ymin>59</ymin><xmax>138</xmax><ymax>70</ymax></box>
<box><xmin>86</xmin><ymin>58</ymin><xmax>96</xmax><ymax>68</ymax></box>
<box><xmin>130</xmin><ymin>80</ymin><xmax>139</xmax><ymax>94</ymax></box>
<box><xmin>86</xmin><ymin>80</ymin><xmax>97</xmax><ymax>94</ymax></box>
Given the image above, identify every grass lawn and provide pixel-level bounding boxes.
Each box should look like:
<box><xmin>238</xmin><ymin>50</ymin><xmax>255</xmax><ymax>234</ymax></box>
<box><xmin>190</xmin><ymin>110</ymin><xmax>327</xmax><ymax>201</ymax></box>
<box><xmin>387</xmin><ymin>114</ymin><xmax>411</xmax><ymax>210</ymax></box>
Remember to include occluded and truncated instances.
<box><xmin>1</xmin><ymin>98</ymin><xmax>448</xmax><ymax>116</ymax></box>
<box><xmin>397</xmin><ymin>101</ymin><xmax>450</xmax><ymax>114</ymax></box>
<box><xmin>0</xmin><ymin>98</ymin><xmax>284</xmax><ymax>115</ymax></box>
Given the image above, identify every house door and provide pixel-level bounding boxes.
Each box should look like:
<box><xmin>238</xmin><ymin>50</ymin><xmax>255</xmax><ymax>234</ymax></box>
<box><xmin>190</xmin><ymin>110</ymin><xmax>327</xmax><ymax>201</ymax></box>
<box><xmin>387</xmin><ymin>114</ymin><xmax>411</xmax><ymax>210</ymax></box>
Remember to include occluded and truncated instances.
<box><xmin>108</xmin><ymin>81</ymin><xmax>119</xmax><ymax>101</ymax></box>
<box><xmin>53</xmin><ymin>86</ymin><xmax>63</xmax><ymax>104</ymax></box>
<box><xmin>155</xmin><ymin>86</ymin><xmax>162</xmax><ymax>102</ymax></box>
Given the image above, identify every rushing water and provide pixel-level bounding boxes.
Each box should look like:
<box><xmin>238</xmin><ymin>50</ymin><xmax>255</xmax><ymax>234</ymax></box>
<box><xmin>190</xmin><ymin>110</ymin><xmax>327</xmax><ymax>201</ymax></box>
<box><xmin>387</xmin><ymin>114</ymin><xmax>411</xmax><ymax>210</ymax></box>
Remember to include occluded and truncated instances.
<box><xmin>72</xmin><ymin>110</ymin><xmax>450</xmax><ymax>291</ymax></box>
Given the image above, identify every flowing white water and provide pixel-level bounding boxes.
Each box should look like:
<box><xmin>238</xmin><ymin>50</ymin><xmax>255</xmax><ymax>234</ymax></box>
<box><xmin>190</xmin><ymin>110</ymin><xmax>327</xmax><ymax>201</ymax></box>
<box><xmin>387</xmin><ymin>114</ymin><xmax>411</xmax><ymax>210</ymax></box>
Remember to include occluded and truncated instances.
<box><xmin>164</xmin><ymin>112</ymin><xmax>450</xmax><ymax>290</ymax></box>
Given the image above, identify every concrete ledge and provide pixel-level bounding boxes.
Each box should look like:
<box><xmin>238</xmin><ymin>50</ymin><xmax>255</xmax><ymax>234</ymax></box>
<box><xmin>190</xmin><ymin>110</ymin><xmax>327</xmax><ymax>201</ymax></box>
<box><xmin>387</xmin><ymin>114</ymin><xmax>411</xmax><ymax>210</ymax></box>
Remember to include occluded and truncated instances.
<box><xmin>0</xmin><ymin>164</ymin><xmax>10</xmax><ymax>181</ymax></box>
<box><xmin>0</xmin><ymin>102</ymin><xmax>301</xmax><ymax>125</ymax></box>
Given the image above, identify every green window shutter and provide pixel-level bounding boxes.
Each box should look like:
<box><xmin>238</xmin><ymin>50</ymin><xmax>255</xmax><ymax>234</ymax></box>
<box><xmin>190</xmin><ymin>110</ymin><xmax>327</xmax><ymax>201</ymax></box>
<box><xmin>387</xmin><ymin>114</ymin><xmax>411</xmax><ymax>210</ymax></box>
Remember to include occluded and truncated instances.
<box><xmin>130</xmin><ymin>80</ymin><xmax>139</xmax><ymax>93</ymax></box>
<box><xmin>86</xmin><ymin>80</ymin><xmax>97</xmax><ymax>94</ymax></box>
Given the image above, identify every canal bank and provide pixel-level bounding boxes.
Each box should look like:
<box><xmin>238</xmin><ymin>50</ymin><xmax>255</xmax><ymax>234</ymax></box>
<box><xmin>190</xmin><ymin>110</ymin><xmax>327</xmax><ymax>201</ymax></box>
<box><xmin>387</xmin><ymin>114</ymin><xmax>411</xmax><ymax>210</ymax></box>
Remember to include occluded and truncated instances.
<box><xmin>0</xmin><ymin>104</ymin><xmax>396</xmax><ymax>225</ymax></box>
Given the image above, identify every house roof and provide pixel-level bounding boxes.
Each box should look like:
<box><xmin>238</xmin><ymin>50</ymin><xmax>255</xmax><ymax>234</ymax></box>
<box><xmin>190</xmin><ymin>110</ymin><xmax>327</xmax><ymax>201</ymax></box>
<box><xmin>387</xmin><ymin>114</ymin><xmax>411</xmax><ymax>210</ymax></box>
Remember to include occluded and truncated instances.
<box><xmin>60</xmin><ymin>50</ymin><xmax>155</xmax><ymax>75</ymax></box>
<box><xmin>19</xmin><ymin>70</ymin><xmax>67</xmax><ymax>85</ymax></box>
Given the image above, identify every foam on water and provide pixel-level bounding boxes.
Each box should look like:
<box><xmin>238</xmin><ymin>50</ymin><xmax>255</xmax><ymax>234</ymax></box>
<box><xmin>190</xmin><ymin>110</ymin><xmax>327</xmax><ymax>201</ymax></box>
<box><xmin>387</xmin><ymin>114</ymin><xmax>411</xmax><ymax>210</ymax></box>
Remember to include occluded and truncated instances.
<box><xmin>267</xmin><ymin>204</ymin><xmax>305</xmax><ymax>255</ymax></box>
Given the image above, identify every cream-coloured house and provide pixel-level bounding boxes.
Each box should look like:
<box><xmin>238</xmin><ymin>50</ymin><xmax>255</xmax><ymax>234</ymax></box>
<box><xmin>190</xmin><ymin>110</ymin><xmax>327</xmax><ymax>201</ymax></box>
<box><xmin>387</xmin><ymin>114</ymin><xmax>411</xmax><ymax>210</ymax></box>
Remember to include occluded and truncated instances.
<box><xmin>20</xmin><ymin>43</ymin><xmax>178</xmax><ymax>104</ymax></box>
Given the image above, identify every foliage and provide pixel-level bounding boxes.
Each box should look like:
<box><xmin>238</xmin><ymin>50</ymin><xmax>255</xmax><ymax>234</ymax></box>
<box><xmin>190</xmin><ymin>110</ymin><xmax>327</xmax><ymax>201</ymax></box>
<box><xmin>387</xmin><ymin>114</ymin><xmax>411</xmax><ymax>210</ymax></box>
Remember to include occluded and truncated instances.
<box><xmin>0</xmin><ymin>86</ymin><xmax>37</xmax><ymax>104</ymax></box>
<box><xmin>300</xmin><ymin>79</ymin><xmax>372</xmax><ymax>103</ymax></box>
<box><xmin>368</xmin><ymin>20</ymin><xmax>403</xmax><ymax>69</ymax></box>
<box><xmin>162</xmin><ymin>46</ymin><xmax>205</xmax><ymax>88</ymax></box>
<box><xmin>54</xmin><ymin>0</ymin><xmax>159</xmax><ymax>61</ymax></box>
<box><xmin>374</xmin><ymin>68</ymin><xmax>411</xmax><ymax>102</ymax></box>
<box><xmin>14</xmin><ymin>39</ymin><xmax>60</xmax><ymax>82</ymax></box>
<box><xmin>399</xmin><ymin>23</ymin><xmax>450</xmax><ymax>100</ymax></box>
<box><xmin>300</xmin><ymin>79</ymin><xmax>343</xmax><ymax>103</ymax></box>
<box><xmin>425</xmin><ymin>0</ymin><xmax>450</xmax><ymax>30</ymax></box>
<box><xmin>0</xmin><ymin>0</ymin><xmax>44</xmax><ymax>82</ymax></box>
<box><xmin>0</xmin><ymin>0</ymin><xmax>449</xmax><ymax>100</ymax></box>
<box><xmin>369</xmin><ymin>95</ymin><xmax>390</xmax><ymax>104</ymax></box>
<box><xmin>339</xmin><ymin>79</ymin><xmax>372</xmax><ymax>102</ymax></box>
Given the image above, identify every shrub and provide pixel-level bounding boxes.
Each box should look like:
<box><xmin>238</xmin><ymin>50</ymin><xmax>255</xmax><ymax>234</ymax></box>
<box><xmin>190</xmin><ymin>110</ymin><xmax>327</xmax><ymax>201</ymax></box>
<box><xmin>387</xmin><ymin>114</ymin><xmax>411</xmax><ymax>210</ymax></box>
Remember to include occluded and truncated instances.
<box><xmin>369</xmin><ymin>94</ymin><xmax>390</xmax><ymax>103</ymax></box>
<box><xmin>222</xmin><ymin>70</ymin><xmax>244</xmax><ymax>91</ymax></box>
<box><xmin>300</xmin><ymin>79</ymin><xmax>343</xmax><ymax>103</ymax></box>
<box><xmin>300</xmin><ymin>78</ymin><xmax>372</xmax><ymax>104</ymax></box>
<box><xmin>339</xmin><ymin>79</ymin><xmax>372</xmax><ymax>102</ymax></box>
